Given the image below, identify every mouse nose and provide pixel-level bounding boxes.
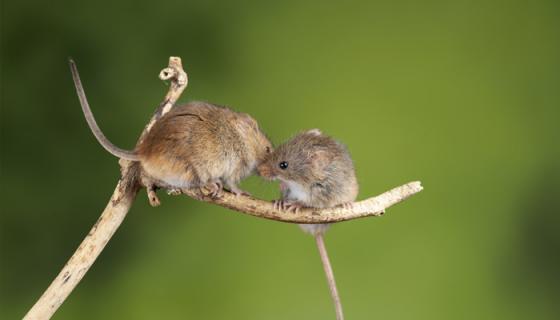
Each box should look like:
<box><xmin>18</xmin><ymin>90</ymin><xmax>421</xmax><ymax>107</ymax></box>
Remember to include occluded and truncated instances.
<box><xmin>257</xmin><ymin>163</ymin><xmax>272</xmax><ymax>178</ymax></box>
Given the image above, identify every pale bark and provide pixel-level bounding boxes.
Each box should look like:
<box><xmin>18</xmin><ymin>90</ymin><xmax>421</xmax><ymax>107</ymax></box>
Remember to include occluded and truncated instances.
<box><xmin>182</xmin><ymin>180</ymin><xmax>423</xmax><ymax>223</ymax></box>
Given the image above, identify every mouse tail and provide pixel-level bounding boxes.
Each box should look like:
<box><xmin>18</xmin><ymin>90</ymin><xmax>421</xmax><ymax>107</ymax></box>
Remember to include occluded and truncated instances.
<box><xmin>315</xmin><ymin>232</ymin><xmax>345</xmax><ymax>320</ymax></box>
<box><xmin>69</xmin><ymin>59</ymin><xmax>139</xmax><ymax>161</ymax></box>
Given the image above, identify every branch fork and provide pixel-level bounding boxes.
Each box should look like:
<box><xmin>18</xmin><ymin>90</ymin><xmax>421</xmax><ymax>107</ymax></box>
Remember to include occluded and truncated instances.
<box><xmin>23</xmin><ymin>57</ymin><xmax>423</xmax><ymax>320</ymax></box>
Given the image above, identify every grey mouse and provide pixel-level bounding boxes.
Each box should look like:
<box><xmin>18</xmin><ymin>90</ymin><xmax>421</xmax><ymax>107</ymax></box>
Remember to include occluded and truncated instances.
<box><xmin>257</xmin><ymin>128</ymin><xmax>358</xmax><ymax>320</ymax></box>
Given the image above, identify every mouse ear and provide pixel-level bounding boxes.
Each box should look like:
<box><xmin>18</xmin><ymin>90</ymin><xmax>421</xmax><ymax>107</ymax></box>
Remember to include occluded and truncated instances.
<box><xmin>306</xmin><ymin>129</ymin><xmax>322</xmax><ymax>136</ymax></box>
<box><xmin>310</xmin><ymin>149</ymin><xmax>331</xmax><ymax>177</ymax></box>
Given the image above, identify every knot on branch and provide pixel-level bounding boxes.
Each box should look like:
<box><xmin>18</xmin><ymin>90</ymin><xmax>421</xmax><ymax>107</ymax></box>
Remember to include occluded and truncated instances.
<box><xmin>159</xmin><ymin>57</ymin><xmax>188</xmax><ymax>86</ymax></box>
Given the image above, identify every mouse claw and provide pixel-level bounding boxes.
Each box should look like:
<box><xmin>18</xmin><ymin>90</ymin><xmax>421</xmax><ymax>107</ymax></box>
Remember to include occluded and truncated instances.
<box><xmin>273</xmin><ymin>200</ymin><xmax>282</xmax><ymax>211</ymax></box>
<box><xmin>340</xmin><ymin>202</ymin><xmax>353</xmax><ymax>210</ymax></box>
<box><xmin>273</xmin><ymin>199</ymin><xmax>285</xmax><ymax>211</ymax></box>
<box><xmin>166</xmin><ymin>188</ymin><xmax>182</xmax><ymax>196</ymax></box>
<box><xmin>202</xmin><ymin>181</ymin><xmax>223</xmax><ymax>199</ymax></box>
<box><xmin>230</xmin><ymin>187</ymin><xmax>251</xmax><ymax>197</ymax></box>
<box><xmin>224</xmin><ymin>182</ymin><xmax>250</xmax><ymax>197</ymax></box>
<box><xmin>274</xmin><ymin>200</ymin><xmax>302</xmax><ymax>213</ymax></box>
<box><xmin>287</xmin><ymin>203</ymin><xmax>302</xmax><ymax>214</ymax></box>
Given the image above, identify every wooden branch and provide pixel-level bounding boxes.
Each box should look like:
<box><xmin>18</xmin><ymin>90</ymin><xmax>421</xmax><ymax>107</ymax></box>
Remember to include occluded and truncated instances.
<box><xmin>23</xmin><ymin>57</ymin><xmax>188</xmax><ymax>320</ymax></box>
<box><xmin>24</xmin><ymin>56</ymin><xmax>423</xmax><ymax>319</ymax></box>
<box><xmin>182</xmin><ymin>181</ymin><xmax>423</xmax><ymax>223</ymax></box>
<box><xmin>141</xmin><ymin>57</ymin><xmax>188</xmax><ymax>138</ymax></box>
<box><xmin>23</xmin><ymin>166</ymin><xmax>140</xmax><ymax>320</ymax></box>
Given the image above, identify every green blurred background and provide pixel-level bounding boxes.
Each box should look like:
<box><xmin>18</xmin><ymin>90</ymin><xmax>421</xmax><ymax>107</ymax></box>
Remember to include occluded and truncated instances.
<box><xmin>1</xmin><ymin>0</ymin><xmax>559</xmax><ymax>319</ymax></box>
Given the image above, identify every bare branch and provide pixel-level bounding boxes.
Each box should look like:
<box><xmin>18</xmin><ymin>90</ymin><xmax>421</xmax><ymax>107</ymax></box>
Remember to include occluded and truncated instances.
<box><xmin>24</xmin><ymin>57</ymin><xmax>188</xmax><ymax>320</ymax></box>
<box><xmin>182</xmin><ymin>181</ymin><xmax>423</xmax><ymax>223</ymax></box>
<box><xmin>23</xmin><ymin>166</ymin><xmax>140</xmax><ymax>320</ymax></box>
<box><xmin>24</xmin><ymin>56</ymin><xmax>423</xmax><ymax>320</ymax></box>
<box><xmin>140</xmin><ymin>57</ymin><xmax>188</xmax><ymax>142</ymax></box>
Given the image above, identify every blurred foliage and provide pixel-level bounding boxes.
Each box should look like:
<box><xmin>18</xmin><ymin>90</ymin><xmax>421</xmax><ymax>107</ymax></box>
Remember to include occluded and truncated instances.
<box><xmin>1</xmin><ymin>0</ymin><xmax>559</xmax><ymax>319</ymax></box>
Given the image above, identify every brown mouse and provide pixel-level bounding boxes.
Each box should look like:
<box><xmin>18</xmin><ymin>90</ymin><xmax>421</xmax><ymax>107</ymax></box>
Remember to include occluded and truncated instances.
<box><xmin>257</xmin><ymin>128</ymin><xmax>358</xmax><ymax>320</ymax></box>
<box><xmin>70</xmin><ymin>60</ymin><xmax>272</xmax><ymax>200</ymax></box>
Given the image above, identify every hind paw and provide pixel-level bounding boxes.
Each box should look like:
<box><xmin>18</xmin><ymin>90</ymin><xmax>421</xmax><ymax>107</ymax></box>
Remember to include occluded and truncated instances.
<box><xmin>202</xmin><ymin>180</ymin><xmax>224</xmax><ymax>199</ymax></box>
<box><xmin>147</xmin><ymin>186</ymin><xmax>161</xmax><ymax>207</ymax></box>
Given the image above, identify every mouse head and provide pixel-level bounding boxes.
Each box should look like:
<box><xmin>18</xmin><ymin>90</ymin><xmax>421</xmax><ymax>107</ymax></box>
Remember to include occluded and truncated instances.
<box><xmin>235</xmin><ymin>112</ymin><xmax>273</xmax><ymax>168</ymax></box>
<box><xmin>257</xmin><ymin>129</ymin><xmax>332</xmax><ymax>186</ymax></box>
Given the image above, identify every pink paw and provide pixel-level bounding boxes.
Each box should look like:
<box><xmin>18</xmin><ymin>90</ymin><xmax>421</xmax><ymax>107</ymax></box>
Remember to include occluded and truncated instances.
<box><xmin>203</xmin><ymin>181</ymin><xmax>224</xmax><ymax>199</ymax></box>
<box><xmin>339</xmin><ymin>202</ymin><xmax>353</xmax><ymax>210</ymax></box>
<box><xmin>273</xmin><ymin>200</ymin><xmax>303</xmax><ymax>213</ymax></box>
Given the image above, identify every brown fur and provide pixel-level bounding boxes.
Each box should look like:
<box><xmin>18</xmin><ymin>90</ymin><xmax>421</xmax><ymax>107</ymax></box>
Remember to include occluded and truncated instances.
<box><xmin>137</xmin><ymin>101</ymin><xmax>272</xmax><ymax>191</ymax></box>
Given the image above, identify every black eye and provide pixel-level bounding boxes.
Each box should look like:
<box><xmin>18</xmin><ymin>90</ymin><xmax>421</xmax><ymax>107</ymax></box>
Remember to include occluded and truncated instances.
<box><xmin>265</xmin><ymin>146</ymin><xmax>271</xmax><ymax>153</ymax></box>
<box><xmin>279</xmin><ymin>161</ymin><xmax>288</xmax><ymax>170</ymax></box>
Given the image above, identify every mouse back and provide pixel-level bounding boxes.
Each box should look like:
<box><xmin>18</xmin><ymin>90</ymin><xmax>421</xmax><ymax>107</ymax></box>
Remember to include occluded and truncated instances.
<box><xmin>136</xmin><ymin>101</ymin><xmax>272</xmax><ymax>188</ymax></box>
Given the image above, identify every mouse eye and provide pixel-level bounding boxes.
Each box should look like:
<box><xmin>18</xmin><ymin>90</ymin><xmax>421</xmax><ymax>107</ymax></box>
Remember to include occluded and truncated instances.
<box><xmin>265</xmin><ymin>146</ymin><xmax>271</xmax><ymax>153</ymax></box>
<box><xmin>279</xmin><ymin>161</ymin><xmax>288</xmax><ymax>170</ymax></box>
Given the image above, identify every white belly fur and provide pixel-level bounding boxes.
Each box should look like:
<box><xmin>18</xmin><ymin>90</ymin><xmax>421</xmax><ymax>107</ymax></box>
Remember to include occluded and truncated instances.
<box><xmin>282</xmin><ymin>180</ymin><xmax>311</xmax><ymax>203</ymax></box>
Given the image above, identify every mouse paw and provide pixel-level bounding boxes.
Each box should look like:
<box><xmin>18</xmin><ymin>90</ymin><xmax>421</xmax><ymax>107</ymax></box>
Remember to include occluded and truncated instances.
<box><xmin>223</xmin><ymin>181</ymin><xmax>250</xmax><ymax>197</ymax></box>
<box><xmin>339</xmin><ymin>202</ymin><xmax>354</xmax><ymax>210</ymax></box>
<box><xmin>273</xmin><ymin>200</ymin><xmax>282</xmax><ymax>211</ymax></box>
<box><xmin>166</xmin><ymin>188</ymin><xmax>182</xmax><ymax>196</ymax></box>
<box><xmin>202</xmin><ymin>180</ymin><xmax>223</xmax><ymax>199</ymax></box>
<box><xmin>147</xmin><ymin>186</ymin><xmax>161</xmax><ymax>207</ymax></box>
<box><xmin>273</xmin><ymin>200</ymin><xmax>303</xmax><ymax>213</ymax></box>
<box><xmin>229</xmin><ymin>186</ymin><xmax>251</xmax><ymax>197</ymax></box>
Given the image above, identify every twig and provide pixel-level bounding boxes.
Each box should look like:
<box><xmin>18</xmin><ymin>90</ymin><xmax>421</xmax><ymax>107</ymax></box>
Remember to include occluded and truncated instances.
<box><xmin>182</xmin><ymin>181</ymin><xmax>423</xmax><ymax>223</ymax></box>
<box><xmin>23</xmin><ymin>57</ymin><xmax>188</xmax><ymax>320</ymax></box>
<box><xmin>24</xmin><ymin>56</ymin><xmax>423</xmax><ymax>319</ymax></box>
<box><xmin>23</xmin><ymin>166</ymin><xmax>139</xmax><ymax>320</ymax></box>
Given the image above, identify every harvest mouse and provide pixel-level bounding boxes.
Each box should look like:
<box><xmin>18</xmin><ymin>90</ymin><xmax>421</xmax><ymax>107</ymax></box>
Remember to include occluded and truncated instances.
<box><xmin>257</xmin><ymin>129</ymin><xmax>358</xmax><ymax>320</ymax></box>
<box><xmin>69</xmin><ymin>60</ymin><xmax>272</xmax><ymax>202</ymax></box>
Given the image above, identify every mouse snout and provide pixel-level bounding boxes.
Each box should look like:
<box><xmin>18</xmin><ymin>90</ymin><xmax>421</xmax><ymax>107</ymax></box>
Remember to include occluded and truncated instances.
<box><xmin>257</xmin><ymin>163</ymin><xmax>274</xmax><ymax>180</ymax></box>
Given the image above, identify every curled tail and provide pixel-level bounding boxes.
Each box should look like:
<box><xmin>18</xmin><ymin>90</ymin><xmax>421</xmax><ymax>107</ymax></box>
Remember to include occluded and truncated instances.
<box><xmin>69</xmin><ymin>59</ymin><xmax>139</xmax><ymax>161</ymax></box>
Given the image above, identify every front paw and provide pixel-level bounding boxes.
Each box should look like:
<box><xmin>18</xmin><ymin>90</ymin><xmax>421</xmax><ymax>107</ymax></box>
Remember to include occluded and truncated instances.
<box><xmin>273</xmin><ymin>200</ymin><xmax>303</xmax><ymax>213</ymax></box>
<box><xmin>338</xmin><ymin>202</ymin><xmax>353</xmax><ymax>210</ymax></box>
